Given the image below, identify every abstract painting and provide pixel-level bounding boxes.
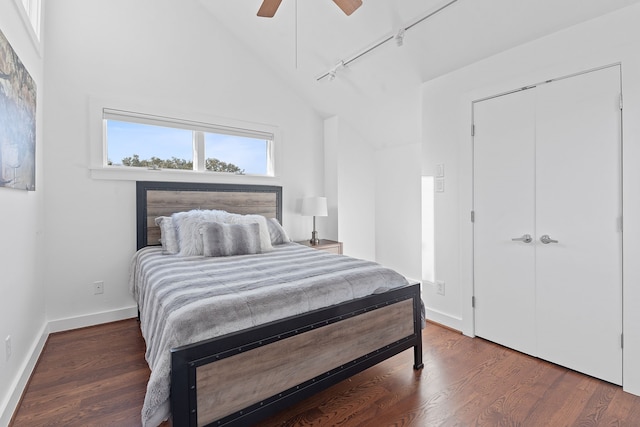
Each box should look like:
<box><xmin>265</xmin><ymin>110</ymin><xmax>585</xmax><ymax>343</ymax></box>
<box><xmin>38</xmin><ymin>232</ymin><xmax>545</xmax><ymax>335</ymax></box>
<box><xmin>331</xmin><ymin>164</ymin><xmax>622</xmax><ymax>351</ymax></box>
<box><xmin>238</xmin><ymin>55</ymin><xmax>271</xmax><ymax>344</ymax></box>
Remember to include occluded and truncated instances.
<box><xmin>0</xmin><ymin>27</ymin><xmax>36</xmax><ymax>191</ymax></box>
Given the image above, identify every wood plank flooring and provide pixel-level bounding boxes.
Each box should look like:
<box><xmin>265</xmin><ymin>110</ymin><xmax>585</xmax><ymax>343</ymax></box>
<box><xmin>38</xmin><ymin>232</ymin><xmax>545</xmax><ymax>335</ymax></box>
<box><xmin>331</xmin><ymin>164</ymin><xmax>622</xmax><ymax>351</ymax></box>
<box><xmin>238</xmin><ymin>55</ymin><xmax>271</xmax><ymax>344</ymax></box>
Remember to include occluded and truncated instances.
<box><xmin>10</xmin><ymin>319</ymin><xmax>640</xmax><ymax>426</ymax></box>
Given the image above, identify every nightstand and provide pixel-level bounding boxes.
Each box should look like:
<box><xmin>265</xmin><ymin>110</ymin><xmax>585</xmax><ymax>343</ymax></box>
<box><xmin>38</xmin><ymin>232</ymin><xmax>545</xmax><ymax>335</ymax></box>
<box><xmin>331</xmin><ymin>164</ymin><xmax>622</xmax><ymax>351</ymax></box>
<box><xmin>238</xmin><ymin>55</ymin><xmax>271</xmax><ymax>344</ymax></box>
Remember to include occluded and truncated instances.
<box><xmin>296</xmin><ymin>239</ymin><xmax>343</xmax><ymax>255</ymax></box>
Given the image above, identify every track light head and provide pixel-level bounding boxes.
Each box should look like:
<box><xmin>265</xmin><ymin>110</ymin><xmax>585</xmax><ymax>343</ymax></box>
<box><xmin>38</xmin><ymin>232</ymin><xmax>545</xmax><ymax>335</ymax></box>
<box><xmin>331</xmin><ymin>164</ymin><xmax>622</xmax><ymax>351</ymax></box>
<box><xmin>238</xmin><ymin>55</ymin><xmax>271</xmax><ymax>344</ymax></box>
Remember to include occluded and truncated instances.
<box><xmin>326</xmin><ymin>60</ymin><xmax>345</xmax><ymax>82</ymax></box>
<box><xmin>395</xmin><ymin>29</ymin><xmax>406</xmax><ymax>47</ymax></box>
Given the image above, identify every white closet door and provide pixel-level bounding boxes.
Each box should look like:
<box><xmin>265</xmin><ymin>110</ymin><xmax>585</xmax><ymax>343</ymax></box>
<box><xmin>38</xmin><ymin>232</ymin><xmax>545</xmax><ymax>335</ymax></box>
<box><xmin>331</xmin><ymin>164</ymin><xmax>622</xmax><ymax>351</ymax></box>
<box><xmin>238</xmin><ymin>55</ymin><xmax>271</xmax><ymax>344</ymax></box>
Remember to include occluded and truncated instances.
<box><xmin>535</xmin><ymin>66</ymin><xmax>622</xmax><ymax>385</ymax></box>
<box><xmin>473</xmin><ymin>88</ymin><xmax>537</xmax><ymax>356</ymax></box>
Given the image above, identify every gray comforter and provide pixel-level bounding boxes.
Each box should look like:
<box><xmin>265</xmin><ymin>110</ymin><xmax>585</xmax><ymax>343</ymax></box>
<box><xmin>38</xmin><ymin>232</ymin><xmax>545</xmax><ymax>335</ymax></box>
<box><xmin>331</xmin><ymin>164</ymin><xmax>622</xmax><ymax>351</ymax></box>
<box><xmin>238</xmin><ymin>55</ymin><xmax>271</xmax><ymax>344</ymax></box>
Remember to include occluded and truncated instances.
<box><xmin>129</xmin><ymin>242</ymin><xmax>410</xmax><ymax>427</ymax></box>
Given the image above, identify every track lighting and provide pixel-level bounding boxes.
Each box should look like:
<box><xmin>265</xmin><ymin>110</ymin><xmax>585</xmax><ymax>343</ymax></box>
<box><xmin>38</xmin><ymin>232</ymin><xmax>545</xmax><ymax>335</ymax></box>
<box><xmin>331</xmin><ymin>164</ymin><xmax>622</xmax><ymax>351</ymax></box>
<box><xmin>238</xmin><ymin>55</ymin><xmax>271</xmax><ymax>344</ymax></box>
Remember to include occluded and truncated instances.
<box><xmin>316</xmin><ymin>0</ymin><xmax>459</xmax><ymax>82</ymax></box>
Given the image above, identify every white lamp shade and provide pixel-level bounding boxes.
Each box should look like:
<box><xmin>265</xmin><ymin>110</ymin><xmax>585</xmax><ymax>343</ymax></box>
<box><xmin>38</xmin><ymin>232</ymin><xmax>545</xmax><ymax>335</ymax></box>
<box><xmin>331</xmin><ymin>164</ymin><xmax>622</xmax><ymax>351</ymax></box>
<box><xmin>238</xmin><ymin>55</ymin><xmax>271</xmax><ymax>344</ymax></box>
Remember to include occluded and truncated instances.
<box><xmin>301</xmin><ymin>196</ymin><xmax>328</xmax><ymax>217</ymax></box>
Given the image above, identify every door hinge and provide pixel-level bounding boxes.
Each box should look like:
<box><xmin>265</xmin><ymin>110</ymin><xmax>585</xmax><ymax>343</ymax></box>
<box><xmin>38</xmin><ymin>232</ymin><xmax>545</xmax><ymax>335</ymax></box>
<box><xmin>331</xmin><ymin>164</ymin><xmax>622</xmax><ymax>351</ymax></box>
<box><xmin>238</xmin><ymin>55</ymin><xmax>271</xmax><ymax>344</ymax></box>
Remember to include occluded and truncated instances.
<box><xmin>618</xmin><ymin>216</ymin><xmax>623</xmax><ymax>232</ymax></box>
<box><xmin>621</xmin><ymin>333</ymin><xmax>624</xmax><ymax>349</ymax></box>
<box><xmin>471</xmin><ymin>124</ymin><xmax>475</xmax><ymax>136</ymax></box>
<box><xmin>620</xmin><ymin>93</ymin><xmax>623</xmax><ymax>110</ymax></box>
<box><xmin>471</xmin><ymin>210</ymin><xmax>475</xmax><ymax>223</ymax></box>
<box><xmin>472</xmin><ymin>296</ymin><xmax>476</xmax><ymax>308</ymax></box>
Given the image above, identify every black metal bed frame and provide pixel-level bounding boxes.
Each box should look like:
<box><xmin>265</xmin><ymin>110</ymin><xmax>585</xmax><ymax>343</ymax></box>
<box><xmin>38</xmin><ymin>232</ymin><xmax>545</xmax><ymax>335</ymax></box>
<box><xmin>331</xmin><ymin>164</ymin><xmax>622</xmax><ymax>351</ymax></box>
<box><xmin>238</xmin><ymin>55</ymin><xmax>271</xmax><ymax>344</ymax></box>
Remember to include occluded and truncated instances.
<box><xmin>135</xmin><ymin>181</ymin><xmax>423</xmax><ymax>427</ymax></box>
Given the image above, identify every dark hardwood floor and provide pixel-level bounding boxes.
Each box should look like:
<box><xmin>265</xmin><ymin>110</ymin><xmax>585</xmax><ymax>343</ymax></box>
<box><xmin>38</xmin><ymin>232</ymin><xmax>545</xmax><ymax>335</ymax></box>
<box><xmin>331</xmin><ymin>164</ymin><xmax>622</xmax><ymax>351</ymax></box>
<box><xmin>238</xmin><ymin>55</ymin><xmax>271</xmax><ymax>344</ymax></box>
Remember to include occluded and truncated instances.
<box><xmin>10</xmin><ymin>319</ymin><xmax>640</xmax><ymax>426</ymax></box>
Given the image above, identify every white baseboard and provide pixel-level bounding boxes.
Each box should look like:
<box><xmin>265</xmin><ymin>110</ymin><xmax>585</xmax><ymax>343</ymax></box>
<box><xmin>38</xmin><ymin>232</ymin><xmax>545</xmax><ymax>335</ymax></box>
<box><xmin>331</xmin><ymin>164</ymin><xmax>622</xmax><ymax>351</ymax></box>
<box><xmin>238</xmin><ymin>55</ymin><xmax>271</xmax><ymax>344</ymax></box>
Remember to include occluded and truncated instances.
<box><xmin>0</xmin><ymin>322</ymin><xmax>48</xmax><ymax>427</ymax></box>
<box><xmin>1</xmin><ymin>306</ymin><xmax>139</xmax><ymax>424</ymax></box>
<box><xmin>425</xmin><ymin>306</ymin><xmax>463</xmax><ymax>332</ymax></box>
<box><xmin>48</xmin><ymin>306</ymin><xmax>138</xmax><ymax>333</ymax></box>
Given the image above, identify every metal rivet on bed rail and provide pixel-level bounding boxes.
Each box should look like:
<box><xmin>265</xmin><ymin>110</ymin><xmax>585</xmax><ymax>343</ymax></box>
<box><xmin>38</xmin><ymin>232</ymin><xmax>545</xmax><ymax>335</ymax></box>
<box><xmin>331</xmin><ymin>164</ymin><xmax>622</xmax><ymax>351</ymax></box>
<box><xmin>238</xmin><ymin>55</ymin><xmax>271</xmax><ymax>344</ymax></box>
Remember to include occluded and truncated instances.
<box><xmin>190</xmin><ymin>385</ymin><xmax>195</xmax><ymax>390</ymax></box>
<box><xmin>189</xmin><ymin>362</ymin><xmax>194</xmax><ymax>367</ymax></box>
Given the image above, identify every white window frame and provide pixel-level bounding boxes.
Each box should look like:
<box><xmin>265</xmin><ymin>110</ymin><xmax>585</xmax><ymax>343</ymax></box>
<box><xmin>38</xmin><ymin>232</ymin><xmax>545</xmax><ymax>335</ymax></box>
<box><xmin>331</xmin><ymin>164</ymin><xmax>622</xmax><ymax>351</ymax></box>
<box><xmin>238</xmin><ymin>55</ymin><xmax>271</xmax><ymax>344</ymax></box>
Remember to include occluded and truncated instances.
<box><xmin>90</xmin><ymin>99</ymin><xmax>280</xmax><ymax>184</ymax></box>
<box><xmin>13</xmin><ymin>0</ymin><xmax>42</xmax><ymax>52</ymax></box>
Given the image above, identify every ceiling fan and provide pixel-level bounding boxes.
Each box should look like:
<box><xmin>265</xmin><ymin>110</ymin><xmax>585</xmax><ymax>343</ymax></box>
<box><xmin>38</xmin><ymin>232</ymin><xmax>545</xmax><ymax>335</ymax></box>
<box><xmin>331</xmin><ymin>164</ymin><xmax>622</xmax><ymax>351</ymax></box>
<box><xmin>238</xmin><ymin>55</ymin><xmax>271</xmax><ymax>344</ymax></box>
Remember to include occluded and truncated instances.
<box><xmin>257</xmin><ymin>0</ymin><xmax>363</xmax><ymax>18</ymax></box>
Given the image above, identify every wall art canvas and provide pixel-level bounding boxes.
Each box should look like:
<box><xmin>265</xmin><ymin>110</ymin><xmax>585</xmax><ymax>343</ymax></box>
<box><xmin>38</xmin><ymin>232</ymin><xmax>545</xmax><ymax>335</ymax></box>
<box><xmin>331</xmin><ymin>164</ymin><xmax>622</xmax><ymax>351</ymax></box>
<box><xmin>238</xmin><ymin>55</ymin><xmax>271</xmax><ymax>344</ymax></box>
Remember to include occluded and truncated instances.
<box><xmin>0</xmin><ymin>27</ymin><xmax>36</xmax><ymax>191</ymax></box>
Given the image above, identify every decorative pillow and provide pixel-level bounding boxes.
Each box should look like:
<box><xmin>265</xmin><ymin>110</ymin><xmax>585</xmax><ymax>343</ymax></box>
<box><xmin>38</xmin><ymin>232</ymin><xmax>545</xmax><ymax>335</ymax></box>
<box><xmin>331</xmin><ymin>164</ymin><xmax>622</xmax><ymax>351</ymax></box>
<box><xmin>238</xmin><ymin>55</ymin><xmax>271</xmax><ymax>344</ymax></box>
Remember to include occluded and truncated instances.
<box><xmin>172</xmin><ymin>209</ymin><xmax>229</xmax><ymax>256</ymax></box>
<box><xmin>266</xmin><ymin>217</ymin><xmax>291</xmax><ymax>245</ymax></box>
<box><xmin>224</xmin><ymin>213</ymin><xmax>273</xmax><ymax>252</ymax></box>
<box><xmin>155</xmin><ymin>216</ymin><xmax>179</xmax><ymax>254</ymax></box>
<box><xmin>200</xmin><ymin>222</ymin><xmax>262</xmax><ymax>257</ymax></box>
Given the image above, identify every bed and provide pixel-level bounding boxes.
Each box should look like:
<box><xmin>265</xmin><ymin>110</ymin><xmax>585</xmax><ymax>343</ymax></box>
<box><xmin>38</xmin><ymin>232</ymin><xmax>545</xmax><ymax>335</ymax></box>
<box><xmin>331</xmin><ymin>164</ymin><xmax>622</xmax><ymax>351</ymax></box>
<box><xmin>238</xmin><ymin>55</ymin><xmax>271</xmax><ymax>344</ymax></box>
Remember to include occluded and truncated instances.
<box><xmin>131</xmin><ymin>181</ymin><xmax>423</xmax><ymax>427</ymax></box>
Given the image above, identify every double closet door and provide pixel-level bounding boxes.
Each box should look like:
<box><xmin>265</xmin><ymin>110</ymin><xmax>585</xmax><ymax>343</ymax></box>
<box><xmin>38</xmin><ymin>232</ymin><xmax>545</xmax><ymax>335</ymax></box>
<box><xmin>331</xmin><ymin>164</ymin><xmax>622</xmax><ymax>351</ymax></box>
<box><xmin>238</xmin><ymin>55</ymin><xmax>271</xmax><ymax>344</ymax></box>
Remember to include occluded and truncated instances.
<box><xmin>473</xmin><ymin>65</ymin><xmax>622</xmax><ymax>385</ymax></box>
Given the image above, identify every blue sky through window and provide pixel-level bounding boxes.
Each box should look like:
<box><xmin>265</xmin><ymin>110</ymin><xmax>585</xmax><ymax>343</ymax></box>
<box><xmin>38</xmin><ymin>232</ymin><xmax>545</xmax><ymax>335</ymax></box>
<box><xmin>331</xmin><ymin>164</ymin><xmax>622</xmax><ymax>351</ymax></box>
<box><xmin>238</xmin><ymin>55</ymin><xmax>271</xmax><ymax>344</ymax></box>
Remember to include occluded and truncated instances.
<box><xmin>106</xmin><ymin>121</ymin><xmax>268</xmax><ymax>174</ymax></box>
<box><xmin>205</xmin><ymin>133</ymin><xmax>267</xmax><ymax>175</ymax></box>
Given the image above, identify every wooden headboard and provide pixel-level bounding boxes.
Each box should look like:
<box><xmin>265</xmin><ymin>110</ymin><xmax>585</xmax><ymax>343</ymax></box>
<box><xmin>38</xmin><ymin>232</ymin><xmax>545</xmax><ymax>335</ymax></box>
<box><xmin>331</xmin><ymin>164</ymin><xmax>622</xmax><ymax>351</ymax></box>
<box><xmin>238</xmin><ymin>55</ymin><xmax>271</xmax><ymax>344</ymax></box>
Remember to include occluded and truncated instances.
<box><xmin>136</xmin><ymin>181</ymin><xmax>283</xmax><ymax>250</ymax></box>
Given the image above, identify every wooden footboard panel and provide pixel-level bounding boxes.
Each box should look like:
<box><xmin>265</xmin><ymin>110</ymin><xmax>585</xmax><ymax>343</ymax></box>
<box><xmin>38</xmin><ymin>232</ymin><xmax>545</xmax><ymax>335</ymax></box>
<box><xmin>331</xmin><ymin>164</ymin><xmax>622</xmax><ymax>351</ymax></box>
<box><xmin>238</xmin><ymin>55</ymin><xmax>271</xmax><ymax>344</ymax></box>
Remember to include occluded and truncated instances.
<box><xmin>171</xmin><ymin>283</ymin><xmax>422</xmax><ymax>427</ymax></box>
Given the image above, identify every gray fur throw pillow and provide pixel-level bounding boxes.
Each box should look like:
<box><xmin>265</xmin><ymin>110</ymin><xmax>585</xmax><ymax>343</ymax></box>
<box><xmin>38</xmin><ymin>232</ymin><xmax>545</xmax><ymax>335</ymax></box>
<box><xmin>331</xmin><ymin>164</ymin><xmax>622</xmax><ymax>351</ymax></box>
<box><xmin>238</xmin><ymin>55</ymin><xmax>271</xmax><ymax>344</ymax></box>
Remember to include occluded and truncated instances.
<box><xmin>200</xmin><ymin>222</ymin><xmax>262</xmax><ymax>257</ymax></box>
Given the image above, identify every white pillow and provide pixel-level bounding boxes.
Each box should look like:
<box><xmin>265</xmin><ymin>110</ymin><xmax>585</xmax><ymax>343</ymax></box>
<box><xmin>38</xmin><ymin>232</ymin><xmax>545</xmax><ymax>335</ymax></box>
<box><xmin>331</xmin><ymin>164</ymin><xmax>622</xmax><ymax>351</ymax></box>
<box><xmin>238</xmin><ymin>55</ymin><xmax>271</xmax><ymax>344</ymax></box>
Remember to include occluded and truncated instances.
<box><xmin>155</xmin><ymin>216</ymin><xmax>179</xmax><ymax>254</ymax></box>
<box><xmin>224</xmin><ymin>213</ymin><xmax>273</xmax><ymax>253</ymax></box>
<box><xmin>172</xmin><ymin>209</ymin><xmax>229</xmax><ymax>256</ymax></box>
<box><xmin>266</xmin><ymin>217</ymin><xmax>291</xmax><ymax>245</ymax></box>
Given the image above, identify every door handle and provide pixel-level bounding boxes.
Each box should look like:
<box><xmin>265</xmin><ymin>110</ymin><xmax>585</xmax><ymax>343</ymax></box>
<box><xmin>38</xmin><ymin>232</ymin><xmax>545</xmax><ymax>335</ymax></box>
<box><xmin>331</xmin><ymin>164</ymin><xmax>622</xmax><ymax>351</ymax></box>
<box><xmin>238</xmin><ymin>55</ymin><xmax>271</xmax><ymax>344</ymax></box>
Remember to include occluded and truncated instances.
<box><xmin>540</xmin><ymin>234</ymin><xmax>558</xmax><ymax>244</ymax></box>
<box><xmin>511</xmin><ymin>234</ymin><xmax>532</xmax><ymax>243</ymax></box>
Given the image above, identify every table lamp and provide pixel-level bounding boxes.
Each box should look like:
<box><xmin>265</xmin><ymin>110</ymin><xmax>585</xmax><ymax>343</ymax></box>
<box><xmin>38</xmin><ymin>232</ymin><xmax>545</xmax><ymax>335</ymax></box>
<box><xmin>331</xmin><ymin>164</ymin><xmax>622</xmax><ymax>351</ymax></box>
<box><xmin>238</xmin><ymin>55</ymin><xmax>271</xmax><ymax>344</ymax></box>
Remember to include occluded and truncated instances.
<box><xmin>301</xmin><ymin>196</ymin><xmax>328</xmax><ymax>245</ymax></box>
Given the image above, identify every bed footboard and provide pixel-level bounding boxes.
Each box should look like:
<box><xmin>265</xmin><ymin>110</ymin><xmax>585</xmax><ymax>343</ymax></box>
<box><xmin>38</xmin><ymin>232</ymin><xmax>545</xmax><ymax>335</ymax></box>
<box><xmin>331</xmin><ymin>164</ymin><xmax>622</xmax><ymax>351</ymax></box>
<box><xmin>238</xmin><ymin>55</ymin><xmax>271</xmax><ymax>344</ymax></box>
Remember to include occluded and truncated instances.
<box><xmin>171</xmin><ymin>283</ymin><xmax>422</xmax><ymax>427</ymax></box>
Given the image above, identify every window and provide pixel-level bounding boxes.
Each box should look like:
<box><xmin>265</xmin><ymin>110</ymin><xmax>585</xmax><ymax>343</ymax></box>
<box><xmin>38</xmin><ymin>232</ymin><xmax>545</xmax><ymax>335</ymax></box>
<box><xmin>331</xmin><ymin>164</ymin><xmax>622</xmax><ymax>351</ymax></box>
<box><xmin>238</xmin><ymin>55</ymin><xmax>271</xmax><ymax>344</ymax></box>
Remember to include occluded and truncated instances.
<box><xmin>18</xmin><ymin>0</ymin><xmax>41</xmax><ymax>39</ymax></box>
<box><xmin>103</xmin><ymin>109</ymin><xmax>274</xmax><ymax>177</ymax></box>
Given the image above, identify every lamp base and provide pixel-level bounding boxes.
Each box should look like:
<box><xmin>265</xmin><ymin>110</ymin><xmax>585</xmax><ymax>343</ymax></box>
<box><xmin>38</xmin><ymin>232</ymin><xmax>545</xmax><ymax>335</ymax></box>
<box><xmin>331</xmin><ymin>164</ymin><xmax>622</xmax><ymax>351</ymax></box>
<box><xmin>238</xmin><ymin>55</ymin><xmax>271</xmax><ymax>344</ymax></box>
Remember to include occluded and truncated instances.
<box><xmin>309</xmin><ymin>230</ymin><xmax>320</xmax><ymax>245</ymax></box>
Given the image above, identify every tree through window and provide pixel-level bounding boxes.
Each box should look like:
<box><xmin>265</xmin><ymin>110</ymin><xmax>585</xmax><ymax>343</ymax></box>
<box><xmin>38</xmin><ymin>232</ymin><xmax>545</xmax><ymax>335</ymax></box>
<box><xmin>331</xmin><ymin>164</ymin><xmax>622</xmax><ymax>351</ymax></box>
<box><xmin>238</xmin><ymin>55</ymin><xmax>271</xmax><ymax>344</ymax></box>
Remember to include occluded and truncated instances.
<box><xmin>103</xmin><ymin>109</ymin><xmax>273</xmax><ymax>176</ymax></box>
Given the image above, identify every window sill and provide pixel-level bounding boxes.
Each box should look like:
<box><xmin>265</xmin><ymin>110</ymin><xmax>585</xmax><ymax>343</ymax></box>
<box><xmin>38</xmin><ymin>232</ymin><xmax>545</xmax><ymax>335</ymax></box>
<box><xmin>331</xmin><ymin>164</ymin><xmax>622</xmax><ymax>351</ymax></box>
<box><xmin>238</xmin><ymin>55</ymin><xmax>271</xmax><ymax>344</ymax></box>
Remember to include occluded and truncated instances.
<box><xmin>90</xmin><ymin>167</ymin><xmax>279</xmax><ymax>185</ymax></box>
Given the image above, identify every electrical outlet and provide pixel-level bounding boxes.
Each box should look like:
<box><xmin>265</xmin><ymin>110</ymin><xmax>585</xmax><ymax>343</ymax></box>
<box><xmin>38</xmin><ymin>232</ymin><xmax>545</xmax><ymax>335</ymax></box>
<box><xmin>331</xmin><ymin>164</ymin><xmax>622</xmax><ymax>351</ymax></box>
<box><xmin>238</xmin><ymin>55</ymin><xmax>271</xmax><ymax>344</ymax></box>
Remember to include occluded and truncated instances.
<box><xmin>93</xmin><ymin>281</ymin><xmax>104</xmax><ymax>295</ymax></box>
<box><xmin>436</xmin><ymin>280</ymin><xmax>445</xmax><ymax>296</ymax></box>
<box><xmin>5</xmin><ymin>335</ymin><xmax>11</xmax><ymax>361</ymax></box>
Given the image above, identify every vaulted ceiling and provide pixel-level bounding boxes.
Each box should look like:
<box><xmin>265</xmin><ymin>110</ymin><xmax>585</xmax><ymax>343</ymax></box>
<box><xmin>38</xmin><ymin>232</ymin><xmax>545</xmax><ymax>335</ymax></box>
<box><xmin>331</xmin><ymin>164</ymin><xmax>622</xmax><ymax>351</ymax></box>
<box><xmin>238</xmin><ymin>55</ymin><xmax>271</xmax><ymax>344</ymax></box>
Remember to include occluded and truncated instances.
<box><xmin>199</xmin><ymin>0</ymin><xmax>640</xmax><ymax>148</ymax></box>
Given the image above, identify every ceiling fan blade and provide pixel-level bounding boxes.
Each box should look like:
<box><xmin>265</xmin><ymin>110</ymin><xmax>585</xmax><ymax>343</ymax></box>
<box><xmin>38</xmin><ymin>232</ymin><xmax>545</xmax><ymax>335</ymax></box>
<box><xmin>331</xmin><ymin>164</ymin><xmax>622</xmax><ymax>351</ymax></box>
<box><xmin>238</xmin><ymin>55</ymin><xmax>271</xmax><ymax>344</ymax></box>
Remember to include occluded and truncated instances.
<box><xmin>333</xmin><ymin>0</ymin><xmax>363</xmax><ymax>16</ymax></box>
<box><xmin>257</xmin><ymin>0</ymin><xmax>283</xmax><ymax>17</ymax></box>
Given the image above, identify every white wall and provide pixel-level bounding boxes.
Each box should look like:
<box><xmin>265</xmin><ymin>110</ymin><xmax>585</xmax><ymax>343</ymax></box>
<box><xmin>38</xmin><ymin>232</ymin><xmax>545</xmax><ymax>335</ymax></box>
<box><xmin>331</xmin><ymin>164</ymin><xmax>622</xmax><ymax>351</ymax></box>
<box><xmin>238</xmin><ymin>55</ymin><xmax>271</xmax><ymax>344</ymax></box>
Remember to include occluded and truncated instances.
<box><xmin>375</xmin><ymin>143</ymin><xmax>421</xmax><ymax>282</ymax></box>
<box><xmin>42</xmin><ymin>0</ymin><xmax>324</xmax><ymax>326</ymax></box>
<box><xmin>422</xmin><ymin>3</ymin><xmax>640</xmax><ymax>395</ymax></box>
<box><xmin>324</xmin><ymin>116</ymin><xmax>376</xmax><ymax>260</ymax></box>
<box><xmin>0</xmin><ymin>0</ymin><xmax>47</xmax><ymax>423</ymax></box>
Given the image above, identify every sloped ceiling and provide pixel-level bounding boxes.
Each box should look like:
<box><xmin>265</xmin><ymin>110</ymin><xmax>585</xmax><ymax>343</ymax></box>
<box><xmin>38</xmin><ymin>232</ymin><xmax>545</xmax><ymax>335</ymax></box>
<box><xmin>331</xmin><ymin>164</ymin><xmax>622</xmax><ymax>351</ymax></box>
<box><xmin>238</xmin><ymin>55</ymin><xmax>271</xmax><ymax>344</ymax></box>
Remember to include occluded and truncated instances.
<box><xmin>199</xmin><ymin>0</ymin><xmax>640</xmax><ymax>148</ymax></box>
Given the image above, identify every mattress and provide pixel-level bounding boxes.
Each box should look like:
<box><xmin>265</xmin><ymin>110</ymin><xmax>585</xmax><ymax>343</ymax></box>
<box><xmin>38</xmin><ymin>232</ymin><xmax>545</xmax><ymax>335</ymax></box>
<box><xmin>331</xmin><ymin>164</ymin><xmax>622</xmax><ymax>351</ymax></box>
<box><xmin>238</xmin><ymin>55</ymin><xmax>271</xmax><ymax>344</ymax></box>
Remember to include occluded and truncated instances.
<box><xmin>129</xmin><ymin>242</ymin><xmax>410</xmax><ymax>426</ymax></box>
